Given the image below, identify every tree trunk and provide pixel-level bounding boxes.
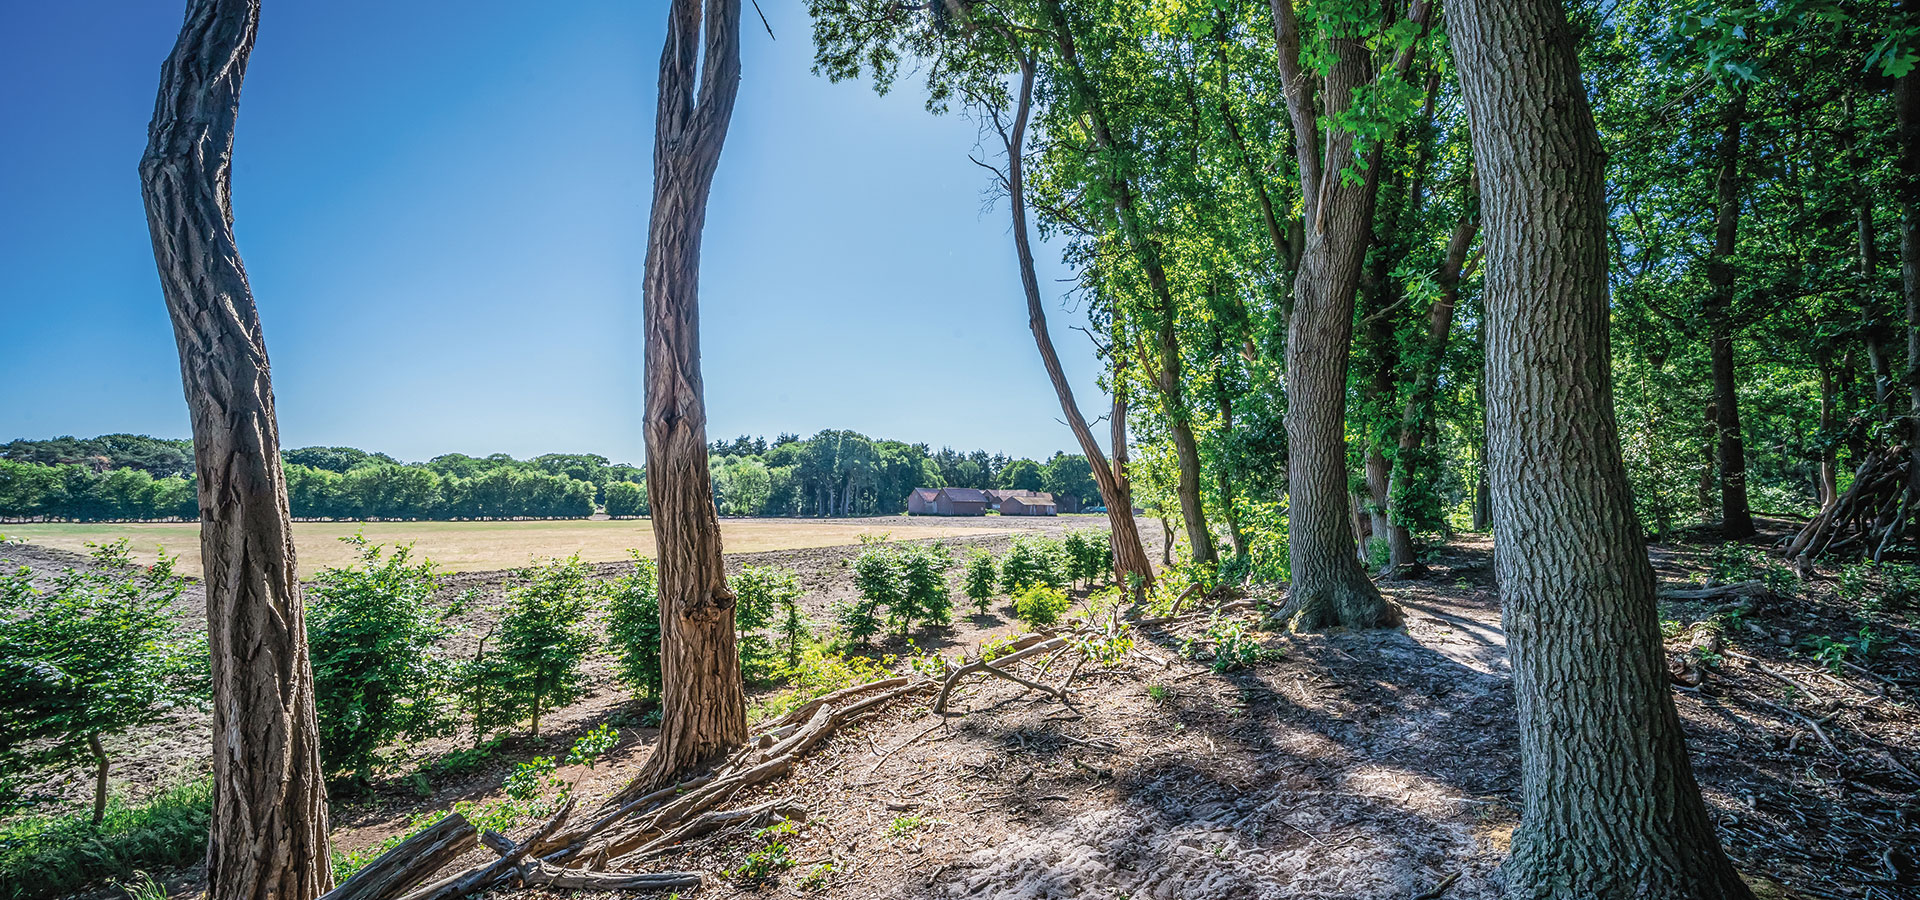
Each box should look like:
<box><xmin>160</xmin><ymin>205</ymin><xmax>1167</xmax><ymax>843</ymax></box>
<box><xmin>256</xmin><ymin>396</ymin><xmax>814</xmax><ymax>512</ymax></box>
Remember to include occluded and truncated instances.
<box><xmin>1698</xmin><ymin>402</ymin><xmax>1718</xmax><ymax>521</ymax></box>
<box><xmin>88</xmin><ymin>732</ymin><xmax>108</xmax><ymax>827</ymax></box>
<box><xmin>1817</xmin><ymin>351</ymin><xmax>1839</xmax><ymax>510</ymax></box>
<box><xmin>1041</xmin><ymin>0</ymin><xmax>1214</xmax><ymax>566</ymax></box>
<box><xmin>632</xmin><ymin>0</ymin><xmax>747</xmax><ymax>793</ymax></box>
<box><xmin>1899</xmin><ymin>9</ymin><xmax>1920</xmax><ymax>537</ymax></box>
<box><xmin>1269</xmin><ymin>0</ymin><xmax>1422</xmax><ymax>629</ymax></box>
<box><xmin>139</xmin><ymin>3</ymin><xmax>332</xmax><ymax>897</ymax></box>
<box><xmin>1446</xmin><ymin>0</ymin><xmax>1754</xmax><ymax>896</ymax></box>
<box><xmin>998</xmin><ymin>50</ymin><xmax>1154</xmax><ymax>591</ymax></box>
<box><xmin>1704</xmin><ymin>87</ymin><xmax>1754</xmax><ymax>539</ymax></box>
<box><xmin>1363</xmin><ymin>449</ymin><xmax>1392</xmax><ymax>563</ymax></box>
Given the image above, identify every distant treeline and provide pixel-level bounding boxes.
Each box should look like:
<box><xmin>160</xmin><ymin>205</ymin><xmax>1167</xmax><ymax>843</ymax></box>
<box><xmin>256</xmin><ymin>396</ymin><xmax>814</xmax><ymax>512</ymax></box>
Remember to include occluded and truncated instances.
<box><xmin>0</xmin><ymin>432</ymin><xmax>1098</xmax><ymax>522</ymax></box>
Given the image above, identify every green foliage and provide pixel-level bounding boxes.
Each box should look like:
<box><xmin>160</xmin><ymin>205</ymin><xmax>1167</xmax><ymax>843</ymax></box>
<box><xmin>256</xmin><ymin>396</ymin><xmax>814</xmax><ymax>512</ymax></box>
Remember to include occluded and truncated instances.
<box><xmin>486</xmin><ymin>556</ymin><xmax>594</xmax><ymax>736</ymax></box>
<box><xmin>1012</xmin><ymin>583</ymin><xmax>1071</xmax><ymax>630</ymax></box>
<box><xmin>751</xmin><ymin>648</ymin><xmax>892</xmax><ymax>722</ymax></box>
<box><xmin>894</xmin><ymin>543</ymin><xmax>954</xmax><ymax>631</ymax></box>
<box><xmin>603</xmin><ymin>480</ymin><xmax>648</xmax><ymax>518</ymax></box>
<box><xmin>962</xmin><ymin>549</ymin><xmax>997</xmax><ymax>614</ymax></box>
<box><xmin>998</xmin><ymin>535</ymin><xmax>1066</xmax><ymax>594</ymax></box>
<box><xmin>1181</xmin><ymin>615</ymin><xmax>1281</xmax><ymax>673</ymax></box>
<box><xmin>307</xmin><ymin>535</ymin><xmax>451</xmax><ymax>782</ymax></box>
<box><xmin>566</xmin><ymin>724</ymin><xmax>619</xmax><ymax>768</ymax></box>
<box><xmin>732</xmin><ymin>566</ymin><xmax>804</xmax><ymax>680</ymax></box>
<box><xmin>604</xmin><ymin>553</ymin><xmax>662</xmax><ymax>698</ymax></box>
<box><xmin>775</xmin><ymin>582</ymin><xmax>811</xmax><ymax>670</ymax></box>
<box><xmin>1706</xmin><ymin>544</ymin><xmax>1796</xmax><ymax>594</ymax></box>
<box><xmin>0</xmin><ymin>779</ymin><xmax>210</xmax><ymax>900</ymax></box>
<box><xmin>0</xmin><ymin>542</ymin><xmax>205</xmax><ymax>814</ymax></box>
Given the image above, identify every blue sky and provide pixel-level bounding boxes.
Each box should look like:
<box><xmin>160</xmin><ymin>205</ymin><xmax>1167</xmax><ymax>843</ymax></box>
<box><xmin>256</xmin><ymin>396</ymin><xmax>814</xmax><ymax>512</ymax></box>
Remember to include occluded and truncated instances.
<box><xmin>0</xmin><ymin>0</ymin><xmax>1106</xmax><ymax>465</ymax></box>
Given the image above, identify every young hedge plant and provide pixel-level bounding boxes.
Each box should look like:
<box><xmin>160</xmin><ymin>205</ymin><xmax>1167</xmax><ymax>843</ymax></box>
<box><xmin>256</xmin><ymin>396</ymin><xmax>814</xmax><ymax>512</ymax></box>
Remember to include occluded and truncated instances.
<box><xmin>0</xmin><ymin>542</ymin><xmax>207</xmax><ymax>824</ymax></box>
<box><xmin>490</xmin><ymin>555</ymin><xmax>594</xmax><ymax>737</ymax></box>
<box><xmin>962</xmin><ymin>549</ymin><xmax>997</xmax><ymax>614</ymax></box>
<box><xmin>307</xmin><ymin>535</ymin><xmax>452</xmax><ymax>785</ymax></box>
<box><xmin>604</xmin><ymin>553</ymin><xmax>662</xmax><ymax>698</ymax></box>
<box><xmin>731</xmin><ymin>566</ymin><xmax>803</xmax><ymax>681</ymax></box>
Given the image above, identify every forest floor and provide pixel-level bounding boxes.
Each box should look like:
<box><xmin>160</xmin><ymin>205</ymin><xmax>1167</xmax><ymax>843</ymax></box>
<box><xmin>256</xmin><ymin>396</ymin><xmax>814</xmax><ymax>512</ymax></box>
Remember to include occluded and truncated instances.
<box><xmin>7</xmin><ymin>516</ymin><xmax>1918</xmax><ymax>900</ymax></box>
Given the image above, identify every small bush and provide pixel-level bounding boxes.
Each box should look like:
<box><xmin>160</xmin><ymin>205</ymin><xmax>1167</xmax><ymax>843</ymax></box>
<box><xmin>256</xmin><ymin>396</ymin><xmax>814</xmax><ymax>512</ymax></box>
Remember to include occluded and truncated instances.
<box><xmin>894</xmin><ymin>543</ymin><xmax>954</xmax><ymax>631</ymax></box>
<box><xmin>962</xmin><ymin>550</ymin><xmax>997</xmax><ymax>614</ymax></box>
<box><xmin>753</xmin><ymin>647</ymin><xmax>891</xmax><ymax>721</ymax></box>
<box><xmin>1182</xmin><ymin>615</ymin><xmax>1281</xmax><ymax>673</ymax></box>
<box><xmin>843</xmin><ymin>546</ymin><xmax>900</xmax><ymax>647</ymax></box>
<box><xmin>604</xmin><ymin>553</ymin><xmax>662</xmax><ymax>698</ymax></box>
<box><xmin>489</xmin><ymin>556</ymin><xmax>595</xmax><ymax>736</ymax></box>
<box><xmin>1012</xmin><ymin>583</ymin><xmax>1070</xmax><ymax>629</ymax></box>
<box><xmin>999</xmin><ymin>535</ymin><xmax>1066</xmax><ymax>593</ymax></box>
<box><xmin>732</xmin><ymin>566</ymin><xmax>803</xmax><ymax>681</ymax></box>
<box><xmin>307</xmin><ymin>535</ymin><xmax>452</xmax><ymax>783</ymax></box>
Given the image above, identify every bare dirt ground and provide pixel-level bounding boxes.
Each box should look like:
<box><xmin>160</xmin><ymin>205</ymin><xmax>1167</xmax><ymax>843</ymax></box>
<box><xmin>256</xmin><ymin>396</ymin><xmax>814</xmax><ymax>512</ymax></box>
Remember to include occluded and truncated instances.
<box><xmin>8</xmin><ymin>515</ymin><xmax>1918</xmax><ymax>899</ymax></box>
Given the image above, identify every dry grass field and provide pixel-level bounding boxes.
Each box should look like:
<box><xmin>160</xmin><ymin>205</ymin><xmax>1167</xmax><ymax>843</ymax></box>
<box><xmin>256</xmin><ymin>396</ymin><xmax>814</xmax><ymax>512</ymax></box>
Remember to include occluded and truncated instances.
<box><xmin>1</xmin><ymin>517</ymin><xmax>1022</xmax><ymax>577</ymax></box>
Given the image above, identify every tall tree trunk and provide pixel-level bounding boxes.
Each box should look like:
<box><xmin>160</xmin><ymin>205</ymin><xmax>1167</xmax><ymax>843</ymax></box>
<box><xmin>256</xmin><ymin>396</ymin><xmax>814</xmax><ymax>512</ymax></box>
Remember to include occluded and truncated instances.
<box><xmin>1268</xmin><ymin>0</ymin><xmax>1427</xmax><ymax>629</ymax></box>
<box><xmin>632</xmin><ymin>0</ymin><xmax>747</xmax><ymax>794</ymax></box>
<box><xmin>140</xmin><ymin>4</ymin><xmax>332</xmax><ymax>898</ymax></box>
<box><xmin>1041</xmin><ymin>0</ymin><xmax>1215</xmax><ymax>566</ymax></box>
<box><xmin>1698</xmin><ymin>402</ymin><xmax>1718</xmax><ymax>521</ymax></box>
<box><xmin>1898</xmin><ymin>9</ymin><xmax>1920</xmax><ymax>536</ymax></box>
<box><xmin>1704</xmin><ymin>87</ymin><xmax>1754</xmax><ymax>538</ymax></box>
<box><xmin>1446</xmin><ymin>0</ymin><xmax>1753</xmax><ymax>896</ymax></box>
<box><xmin>997</xmin><ymin>50</ymin><xmax>1154</xmax><ymax>591</ymax></box>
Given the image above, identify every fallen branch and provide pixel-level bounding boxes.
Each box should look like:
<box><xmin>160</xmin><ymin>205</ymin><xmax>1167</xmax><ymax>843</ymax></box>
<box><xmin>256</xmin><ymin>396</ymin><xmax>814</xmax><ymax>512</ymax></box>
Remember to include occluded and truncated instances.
<box><xmin>1656</xmin><ymin>580</ymin><xmax>1771</xmax><ymax>601</ymax></box>
<box><xmin>396</xmin><ymin>798</ymin><xmax>574</xmax><ymax>900</ymax></box>
<box><xmin>934</xmin><ymin>637</ymin><xmax>1067</xmax><ymax>713</ymax></box>
<box><xmin>321</xmin><ymin>813</ymin><xmax>477</xmax><ymax>900</ymax></box>
<box><xmin>519</xmin><ymin>860</ymin><xmax>700</xmax><ymax>891</ymax></box>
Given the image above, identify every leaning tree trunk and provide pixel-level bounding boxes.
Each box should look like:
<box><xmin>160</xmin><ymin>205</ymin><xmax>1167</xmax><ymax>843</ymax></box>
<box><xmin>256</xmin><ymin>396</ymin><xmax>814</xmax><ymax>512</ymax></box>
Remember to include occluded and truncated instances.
<box><xmin>139</xmin><ymin>3</ymin><xmax>332</xmax><ymax>897</ymax></box>
<box><xmin>631</xmin><ymin>0</ymin><xmax>748</xmax><ymax>794</ymax></box>
<box><xmin>1042</xmin><ymin>0</ymin><xmax>1215</xmax><ymax>567</ymax></box>
<box><xmin>1446</xmin><ymin>0</ymin><xmax>1754</xmax><ymax>896</ymax></box>
<box><xmin>1704</xmin><ymin>86</ymin><xmax>1754</xmax><ymax>539</ymax></box>
<box><xmin>1000</xmin><ymin>50</ymin><xmax>1154</xmax><ymax>591</ymax></box>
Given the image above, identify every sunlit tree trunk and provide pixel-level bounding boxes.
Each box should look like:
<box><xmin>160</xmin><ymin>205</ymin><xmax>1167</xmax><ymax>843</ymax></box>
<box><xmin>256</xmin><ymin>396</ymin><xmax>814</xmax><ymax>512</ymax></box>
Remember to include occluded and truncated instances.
<box><xmin>1446</xmin><ymin>0</ymin><xmax>1753</xmax><ymax>895</ymax></box>
<box><xmin>139</xmin><ymin>2</ymin><xmax>331</xmax><ymax>896</ymax></box>
<box><xmin>632</xmin><ymin>0</ymin><xmax>748</xmax><ymax>793</ymax></box>
<box><xmin>997</xmin><ymin>52</ymin><xmax>1155</xmax><ymax>591</ymax></box>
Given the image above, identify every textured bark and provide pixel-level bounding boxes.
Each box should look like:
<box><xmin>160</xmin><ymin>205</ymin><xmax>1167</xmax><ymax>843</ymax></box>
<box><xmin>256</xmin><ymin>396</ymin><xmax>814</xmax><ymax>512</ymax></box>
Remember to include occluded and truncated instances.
<box><xmin>1816</xmin><ymin>351</ymin><xmax>1839</xmax><ymax>510</ymax></box>
<box><xmin>635</xmin><ymin>0</ymin><xmax>748</xmax><ymax>791</ymax></box>
<box><xmin>1268</xmin><ymin>0</ymin><xmax>1428</xmax><ymax>629</ymax></box>
<box><xmin>88</xmin><ymin>733</ymin><xmax>108</xmax><ymax>827</ymax></box>
<box><xmin>1899</xmin><ymin>18</ymin><xmax>1920</xmax><ymax>529</ymax></box>
<box><xmin>1445</xmin><ymin>0</ymin><xmax>1753</xmax><ymax>896</ymax></box>
<box><xmin>1704</xmin><ymin>88</ymin><xmax>1754</xmax><ymax>539</ymax></box>
<box><xmin>139</xmin><ymin>3</ymin><xmax>333</xmax><ymax>897</ymax></box>
<box><xmin>1043</xmin><ymin>0</ymin><xmax>1215</xmax><ymax>566</ymax></box>
<box><xmin>998</xmin><ymin>52</ymin><xmax>1154</xmax><ymax>591</ymax></box>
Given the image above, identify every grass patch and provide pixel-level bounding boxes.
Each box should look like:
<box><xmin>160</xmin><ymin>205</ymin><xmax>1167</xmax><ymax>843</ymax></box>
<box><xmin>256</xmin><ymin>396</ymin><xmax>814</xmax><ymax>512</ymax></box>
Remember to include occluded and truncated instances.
<box><xmin>0</xmin><ymin>780</ymin><xmax>211</xmax><ymax>900</ymax></box>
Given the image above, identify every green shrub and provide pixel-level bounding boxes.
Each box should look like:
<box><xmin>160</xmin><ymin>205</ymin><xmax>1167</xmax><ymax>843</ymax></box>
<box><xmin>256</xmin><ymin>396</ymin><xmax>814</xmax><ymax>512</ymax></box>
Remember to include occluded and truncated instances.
<box><xmin>1181</xmin><ymin>615</ymin><xmax>1281</xmax><ymax>673</ymax></box>
<box><xmin>753</xmin><ymin>648</ymin><xmax>891</xmax><ymax>721</ymax></box>
<box><xmin>0</xmin><ymin>779</ymin><xmax>211</xmax><ymax>900</ymax></box>
<box><xmin>0</xmin><ymin>542</ymin><xmax>206</xmax><ymax>820</ymax></box>
<box><xmin>307</xmin><ymin>535</ymin><xmax>452</xmax><ymax>783</ymax></box>
<box><xmin>842</xmin><ymin>545</ymin><xmax>898</xmax><ymax>647</ymax></box>
<box><xmin>732</xmin><ymin>566</ymin><xmax>803</xmax><ymax>680</ymax></box>
<box><xmin>489</xmin><ymin>556</ymin><xmax>595</xmax><ymax>736</ymax></box>
<box><xmin>774</xmin><ymin>578</ymin><xmax>811</xmax><ymax>669</ymax></box>
<box><xmin>603</xmin><ymin>553</ymin><xmax>662</xmax><ymax>698</ymax></box>
<box><xmin>894</xmin><ymin>543</ymin><xmax>954</xmax><ymax>631</ymax></box>
<box><xmin>1233</xmin><ymin>496</ymin><xmax>1291</xmax><ymax>584</ymax></box>
<box><xmin>1062</xmin><ymin>530</ymin><xmax>1108</xmax><ymax>586</ymax></box>
<box><xmin>999</xmin><ymin>535</ymin><xmax>1066</xmax><ymax>593</ymax></box>
<box><xmin>962</xmin><ymin>550</ymin><xmax>997</xmax><ymax>614</ymax></box>
<box><xmin>1012</xmin><ymin>583</ymin><xmax>1070</xmax><ymax>629</ymax></box>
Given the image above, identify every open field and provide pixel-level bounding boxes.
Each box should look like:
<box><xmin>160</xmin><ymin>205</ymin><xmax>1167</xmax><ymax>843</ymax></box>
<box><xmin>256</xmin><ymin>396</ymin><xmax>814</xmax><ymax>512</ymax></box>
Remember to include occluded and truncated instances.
<box><xmin>0</xmin><ymin>516</ymin><xmax>1048</xmax><ymax>577</ymax></box>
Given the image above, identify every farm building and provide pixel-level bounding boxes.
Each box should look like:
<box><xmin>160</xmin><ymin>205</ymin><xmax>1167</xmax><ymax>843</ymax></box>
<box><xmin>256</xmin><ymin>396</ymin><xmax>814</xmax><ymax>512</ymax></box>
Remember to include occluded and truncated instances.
<box><xmin>905</xmin><ymin>487</ymin><xmax>990</xmax><ymax>516</ymax></box>
<box><xmin>1000</xmin><ymin>493</ymin><xmax>1058</xmax><ymax>516</ymax></box>
<box><xmin>906</xmin><ymin>488</ymin><xmax>941</xmax><ymax>515</ymax></box>
<box><xmin>988</xmin><ymin>488</ymin><xmax>1079</xmax><ymax>514</ymax></box>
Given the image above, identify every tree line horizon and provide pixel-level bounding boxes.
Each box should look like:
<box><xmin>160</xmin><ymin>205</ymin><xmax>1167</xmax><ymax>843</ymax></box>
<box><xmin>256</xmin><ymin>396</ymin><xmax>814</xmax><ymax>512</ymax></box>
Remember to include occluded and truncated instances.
<box><xmin>0</xmin><ymin>431</ymin><xmax>1103</xmax><ymax>522</ymax></box>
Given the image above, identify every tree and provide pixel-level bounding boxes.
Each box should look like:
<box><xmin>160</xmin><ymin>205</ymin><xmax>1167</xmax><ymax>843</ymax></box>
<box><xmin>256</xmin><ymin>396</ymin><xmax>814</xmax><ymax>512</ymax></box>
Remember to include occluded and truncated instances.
<box><xmin>998</xmin><ymin>458</ymin><xmax>1044</xmax><ymax>491</ymax></box>
<box><xmin>1268</xmin><ymin>0</ymin><xmax>1428</xmax><ymax>630</ymax></box>
<box><xmin>138</xmin><ymin>1</ymin><xmax>332</xmax><ymax>894</ymax></box>
<box><xmin>605</xmin><ymin>553</ymin><xmax>664</xmax><ymax>698</ymax></box>
<box><xmin>0</xmin><ymin>543</ymin><xmax>206</xmax><ymax>824</ymax></box>
<box><xmin>306</xmin><ymin>537</ymin><xmax>450</xmax><ymax>784</ymax></box>
<box><xmin>492</xmin><ymin>556</ymin><xmax>594</xmax><ymax>737</ymax></box>
<box><xmin>1446</xmin><ymin>0</ymin><xmax>1753</xmax><ymax>894</ymax></box>
<box><xmin>962</xmin><ymin>549</ymin><xmax>998</xmax><ymax>615</ymax></box>
<box><xmin>730</xmin><ymin>566</ymin><xmax>801</xmax><ymax>679</ymax></box>
<box><xmin>632</xmin><ymin>0</ymin><xmax>748</xmax><ymax>793</ymax></box>
<box><xmin>605</xmin><ymin>480</ymin><xmax>648</xmax><ymax>518</ymax></box>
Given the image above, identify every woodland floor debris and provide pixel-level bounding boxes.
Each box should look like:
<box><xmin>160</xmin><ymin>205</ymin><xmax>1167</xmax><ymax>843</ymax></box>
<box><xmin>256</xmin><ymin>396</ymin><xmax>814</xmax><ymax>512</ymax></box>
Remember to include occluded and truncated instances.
<box><xmin>7</xmin><ymin>519</ymin><xmax>1918</xmax><ymax>899</ymax></box>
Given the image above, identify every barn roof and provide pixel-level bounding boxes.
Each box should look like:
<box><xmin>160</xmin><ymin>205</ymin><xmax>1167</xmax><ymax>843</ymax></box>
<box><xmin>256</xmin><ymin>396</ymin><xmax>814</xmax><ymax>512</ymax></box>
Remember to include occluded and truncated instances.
<box><xmin>937</xmin><ymin>488</ymin><xmax>991</xmax><ymax>503</ymax></box>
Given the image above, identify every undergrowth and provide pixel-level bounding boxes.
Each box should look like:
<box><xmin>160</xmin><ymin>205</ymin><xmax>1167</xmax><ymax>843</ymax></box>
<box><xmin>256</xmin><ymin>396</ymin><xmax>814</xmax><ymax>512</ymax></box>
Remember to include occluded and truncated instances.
<box><xmin>0</xmin><ymin>779</ymin><xmax>210</xmax><ymax>900</ymax></box>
